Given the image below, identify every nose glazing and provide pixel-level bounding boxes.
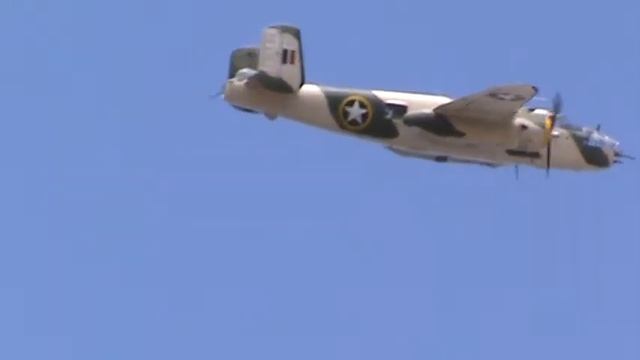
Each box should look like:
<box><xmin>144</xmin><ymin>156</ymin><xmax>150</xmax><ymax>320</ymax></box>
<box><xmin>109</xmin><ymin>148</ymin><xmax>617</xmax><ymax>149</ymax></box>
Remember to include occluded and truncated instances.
<box><xmin>588</xmin><ymin>131</ymin><xmax>618</xmax><ymax>150</ymax></box>
<box><xmin>605</xmin><ymin>135</ymin><xmax>620</xmax><ymax>151</ymax></box>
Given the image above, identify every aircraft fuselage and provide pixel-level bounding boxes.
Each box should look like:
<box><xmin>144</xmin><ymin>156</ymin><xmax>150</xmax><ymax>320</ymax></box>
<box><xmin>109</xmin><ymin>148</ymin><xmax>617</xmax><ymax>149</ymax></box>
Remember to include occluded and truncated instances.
<box><xmin>224</xmin><ymin>79</ymin><xmax>617</xmax><ymax>170</ymax></box>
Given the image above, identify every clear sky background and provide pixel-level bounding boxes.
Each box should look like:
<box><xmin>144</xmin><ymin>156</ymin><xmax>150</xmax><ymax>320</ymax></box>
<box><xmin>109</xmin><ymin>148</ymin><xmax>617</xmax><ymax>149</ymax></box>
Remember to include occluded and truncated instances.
<box><xmin>1</xmin><ymin>1</ymin><xmax>639</xmax><ymax>359</ymax></box>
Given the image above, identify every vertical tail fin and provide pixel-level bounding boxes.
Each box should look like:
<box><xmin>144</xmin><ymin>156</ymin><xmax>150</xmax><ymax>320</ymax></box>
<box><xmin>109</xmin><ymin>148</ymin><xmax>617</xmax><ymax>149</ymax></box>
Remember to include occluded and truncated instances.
<box><xmin>228</xmin><ymin>47</ymin><xmax>259</xmax><ymax>79</ymax></box>
<box><xmin>255</xmin><ymin>25</ymin><xmax>305</xmax><ymax>93</ymax></box>
<box><xmin>226</xmin><ymin>47</ymin><xmax>260</xmax><ymax>113</ymax></box>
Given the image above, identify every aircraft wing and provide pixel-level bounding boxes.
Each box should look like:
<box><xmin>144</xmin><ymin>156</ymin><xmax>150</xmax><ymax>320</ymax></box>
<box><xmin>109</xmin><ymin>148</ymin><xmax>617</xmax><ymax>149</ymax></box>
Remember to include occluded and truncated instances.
<box><xmin>434</xmin><ymin>84</ymin><xmax>538</xmax><ymax>126</ymax></box>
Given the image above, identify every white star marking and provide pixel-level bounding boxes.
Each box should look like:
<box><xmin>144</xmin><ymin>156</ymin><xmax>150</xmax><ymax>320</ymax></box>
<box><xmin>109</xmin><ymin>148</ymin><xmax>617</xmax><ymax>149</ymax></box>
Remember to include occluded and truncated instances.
<box><xmin>344</xmin><ymin>100</ymin><xmax>369</xmax><ymax>125</ymax></box>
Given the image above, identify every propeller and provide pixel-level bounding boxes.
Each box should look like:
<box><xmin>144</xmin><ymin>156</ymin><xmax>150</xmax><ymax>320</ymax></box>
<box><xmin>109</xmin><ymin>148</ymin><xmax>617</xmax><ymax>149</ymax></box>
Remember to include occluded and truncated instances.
<box><xmin>544</xmin><ymin>93</ymin><xmax>563</xmax><ymax>177</ymax></box>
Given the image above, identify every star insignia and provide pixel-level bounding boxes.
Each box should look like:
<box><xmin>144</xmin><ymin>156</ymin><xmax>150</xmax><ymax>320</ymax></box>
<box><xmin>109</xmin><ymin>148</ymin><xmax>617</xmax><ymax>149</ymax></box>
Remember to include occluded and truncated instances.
<box><xmin>339</xmin><ymin>96</ymin><xmax>373</xmax><ymax>130</ymax></box>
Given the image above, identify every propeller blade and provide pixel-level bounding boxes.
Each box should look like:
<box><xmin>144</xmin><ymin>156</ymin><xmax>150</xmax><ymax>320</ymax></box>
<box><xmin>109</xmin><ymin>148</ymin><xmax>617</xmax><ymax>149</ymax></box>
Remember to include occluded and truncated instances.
<box><xmin>544</xmin><ymin>116</ymin><xmax>553</xmax><ymax>142</ymax></box>
<box><xmin>542</xmin><ymin>92</ymin><xmax>563</xmax><ymax>178</ymax></box>
<box><xmin>553</xmin><ymin>93</ymin><xmax>563</xmax><ymax>114</ymax></box>
<box><xmin>546</xmin><ymin>142</ymin><xmax>552</xmax><ymax>177</ymax></box>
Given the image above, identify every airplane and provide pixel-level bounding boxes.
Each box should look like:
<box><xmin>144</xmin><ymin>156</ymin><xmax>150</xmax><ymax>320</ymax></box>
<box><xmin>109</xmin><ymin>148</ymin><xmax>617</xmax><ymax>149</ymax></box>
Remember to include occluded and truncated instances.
<box><xmin>221</xmin><ymin>24</ymin><xmax>633</xmax><ymax>175</ymax></box>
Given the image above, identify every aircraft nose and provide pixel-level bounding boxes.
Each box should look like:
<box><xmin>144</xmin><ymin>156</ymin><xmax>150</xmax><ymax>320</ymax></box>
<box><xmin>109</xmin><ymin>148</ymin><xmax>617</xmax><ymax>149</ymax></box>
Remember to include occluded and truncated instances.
<box><xmin>602</xmin><ymin>133</ymin><xmax>620</xmax><ymax>150</ymax></box>
<box><xmin>608</xmin><ymin>137</ymin><xmax>636</xmax><ymax>163</ymax></box>
<box><xmin>606</xmin><ymin>137</ymin><xmax>621</xmax><ymax>164</ymax></box>
<box><xmin>611</xmin><ymin>138</ymin><xmax>621</xmax><ymax>150</ymax></box>
<box><xmin>590</xmin><ymin>132</ymin><xmax>625</xmax><ymax>166</ymax></box>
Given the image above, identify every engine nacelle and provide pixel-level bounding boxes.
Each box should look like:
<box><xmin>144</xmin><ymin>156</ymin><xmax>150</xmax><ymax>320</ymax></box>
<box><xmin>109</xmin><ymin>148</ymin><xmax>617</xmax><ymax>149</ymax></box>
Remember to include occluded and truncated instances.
<box><xmin>513</xmin><ymin>117</ymin><xmax>545</xmax><ymax>150</ymax></box>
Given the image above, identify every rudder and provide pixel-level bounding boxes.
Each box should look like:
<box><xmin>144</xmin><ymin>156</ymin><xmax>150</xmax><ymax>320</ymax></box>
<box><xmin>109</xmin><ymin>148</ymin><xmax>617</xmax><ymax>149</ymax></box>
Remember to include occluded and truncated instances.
<box><xmin>256</xmin><ymin>25</ymin><xmax>305</xmax><ymax>93</ymax></box>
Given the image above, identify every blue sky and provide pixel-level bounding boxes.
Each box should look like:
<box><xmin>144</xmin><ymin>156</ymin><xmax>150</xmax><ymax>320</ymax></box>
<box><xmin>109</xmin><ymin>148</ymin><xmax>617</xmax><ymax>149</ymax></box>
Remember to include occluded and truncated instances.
<box><xmin>1</xmin><ymin>0</ymin><xmax>639</xmax><ymax>359</ymax></box>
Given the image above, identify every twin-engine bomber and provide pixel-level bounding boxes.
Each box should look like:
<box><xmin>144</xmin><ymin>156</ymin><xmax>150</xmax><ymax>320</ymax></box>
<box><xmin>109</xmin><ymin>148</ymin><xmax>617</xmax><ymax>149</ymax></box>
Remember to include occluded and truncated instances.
<box><xmin>223</xmin><ymin>25</ymin><xmax>633</xmax><ymax>174</ymax></box>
